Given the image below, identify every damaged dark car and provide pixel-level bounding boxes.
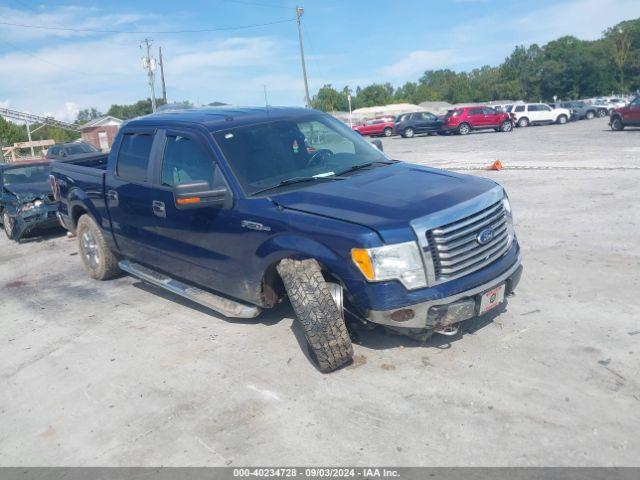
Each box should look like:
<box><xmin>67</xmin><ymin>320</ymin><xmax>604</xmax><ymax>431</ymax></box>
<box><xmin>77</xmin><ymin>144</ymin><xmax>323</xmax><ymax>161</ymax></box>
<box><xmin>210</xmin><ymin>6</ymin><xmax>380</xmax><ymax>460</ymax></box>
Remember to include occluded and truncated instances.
<box><xmin>0</xmin><ymin>162</ymin><xmax>60</xmax><ymax>241</ymax></box>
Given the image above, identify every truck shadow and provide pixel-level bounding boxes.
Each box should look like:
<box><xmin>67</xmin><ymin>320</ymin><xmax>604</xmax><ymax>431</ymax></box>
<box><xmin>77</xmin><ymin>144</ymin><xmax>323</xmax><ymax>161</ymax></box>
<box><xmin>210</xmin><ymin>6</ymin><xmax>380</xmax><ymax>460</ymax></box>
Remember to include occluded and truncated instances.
<box><xmin>348</xmin><ymin>302</ymin><xmax>509</xmax><ymax>351</ymax></box>
<box><xmin>128</xmin><ymin>280</ymin><xmax>509</xmax><ymax>357</ymax></box>
<box><xmin>130</xmin><ymin>280</ymin><xmax>284</xmax><ymax>327</ymax></box>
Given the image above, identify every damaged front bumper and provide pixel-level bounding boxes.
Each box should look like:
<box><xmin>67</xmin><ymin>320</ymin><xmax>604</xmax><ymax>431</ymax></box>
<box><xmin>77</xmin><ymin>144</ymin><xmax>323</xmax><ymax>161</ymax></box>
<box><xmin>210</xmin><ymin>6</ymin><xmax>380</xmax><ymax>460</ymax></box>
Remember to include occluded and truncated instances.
<box><xmin>366</xmin><ymin>256</ymin><xmax>523</xmax><ymax>331</ymax></box>
<box><xmin>13</xmin><ymin>204</ymin><xmax>61</xmax><ymax>239</ymax></box>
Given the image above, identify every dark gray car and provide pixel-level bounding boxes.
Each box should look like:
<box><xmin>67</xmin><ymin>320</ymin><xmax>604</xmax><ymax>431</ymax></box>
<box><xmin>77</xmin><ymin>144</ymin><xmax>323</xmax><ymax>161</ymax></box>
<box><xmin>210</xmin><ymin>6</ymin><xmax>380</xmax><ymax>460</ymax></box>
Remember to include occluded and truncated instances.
<box><xmin>558</xmin><ymin>101</ymin><xmax>599</xmax><ymax>120</ymax></box>
<box><xmin>45</xmin><ymin>142</ymin><xmax>100</xmax><ymax>161</ymax></box>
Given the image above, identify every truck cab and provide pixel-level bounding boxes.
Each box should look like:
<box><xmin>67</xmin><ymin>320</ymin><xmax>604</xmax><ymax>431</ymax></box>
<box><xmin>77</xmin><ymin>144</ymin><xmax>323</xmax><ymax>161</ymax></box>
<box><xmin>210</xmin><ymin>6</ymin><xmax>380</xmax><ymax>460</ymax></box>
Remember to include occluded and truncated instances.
<box><xmin>52</xmin><ymin>107</ymin><xmax>522</xmax><ymax>373</ymax></box>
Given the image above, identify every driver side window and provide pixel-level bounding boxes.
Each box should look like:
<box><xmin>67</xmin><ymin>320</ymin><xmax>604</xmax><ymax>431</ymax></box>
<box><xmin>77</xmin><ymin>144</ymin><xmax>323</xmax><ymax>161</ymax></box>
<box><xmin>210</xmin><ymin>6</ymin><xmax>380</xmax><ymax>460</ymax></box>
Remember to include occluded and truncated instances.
<box><xmin>298</xmin><ymin>121</ymin><xmax>355</xmax><ymax>155</ymax></box>
<box><xmin>161</xmin><ymin>135</ymin><xmax>216</xmax><ymax>188</ymax></box>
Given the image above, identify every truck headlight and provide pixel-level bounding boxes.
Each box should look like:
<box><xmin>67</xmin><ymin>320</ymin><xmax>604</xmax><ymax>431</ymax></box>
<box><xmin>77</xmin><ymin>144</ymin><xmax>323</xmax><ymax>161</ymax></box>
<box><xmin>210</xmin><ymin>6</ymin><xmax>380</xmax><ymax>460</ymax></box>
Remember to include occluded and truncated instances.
<box><xmin>351</xmin><ymin>241</ymin><xmax>427</xmax><ymax>290</ymax></box>
<box><xmin>503</xmin><ymin>195</ymin><xmax>515</xmax><ymax>249</ymax></box>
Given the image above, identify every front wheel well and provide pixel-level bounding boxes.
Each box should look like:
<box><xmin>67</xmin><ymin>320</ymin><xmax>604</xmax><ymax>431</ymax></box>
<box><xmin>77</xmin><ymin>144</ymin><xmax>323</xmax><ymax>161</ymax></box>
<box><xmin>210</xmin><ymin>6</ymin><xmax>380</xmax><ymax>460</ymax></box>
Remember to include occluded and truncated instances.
<box><xmin>260</xmin><ymin>257</ymin><xmax>349</xmax><ymax>309</ymax></box>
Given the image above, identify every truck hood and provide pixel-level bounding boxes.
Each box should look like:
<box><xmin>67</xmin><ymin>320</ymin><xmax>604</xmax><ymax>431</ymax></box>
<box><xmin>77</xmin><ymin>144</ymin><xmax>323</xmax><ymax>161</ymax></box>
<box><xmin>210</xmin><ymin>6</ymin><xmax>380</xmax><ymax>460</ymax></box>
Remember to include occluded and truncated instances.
<box><xmin>272</xmin><ymin>162</ymin><xmax>500</xmax><ymax>243</ymax></box>
<box><xmin>4</xmin><ymin>181</ymin><xmax>52</xmax><ymax>202</ymax></box>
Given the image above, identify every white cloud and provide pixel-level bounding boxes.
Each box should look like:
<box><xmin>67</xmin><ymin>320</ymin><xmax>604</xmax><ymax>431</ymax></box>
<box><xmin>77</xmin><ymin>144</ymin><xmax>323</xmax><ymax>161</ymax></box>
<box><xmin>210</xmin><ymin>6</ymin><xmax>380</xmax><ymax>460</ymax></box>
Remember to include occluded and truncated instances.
<box><xmin>169</xmin><ymin>37</ymin><xmax>279</xmax><ymax>74</ymax></box>
<box><xmin>0</xmin><ymin>100</ymin><xmax>10</xmax><ymax>109</ymax></box>
<box><xmin>510</xmin><ymin>0</ymin><xmax>640</xmax><ymax>42</ymax></box>
<box><xmin>378</xmin><ymin>49</ymin><xmax>475</xmax><ymax>79</ymax></box>
<box><xmin>44</xmin><ymin>102</ymin><xmax>80</xmax><ymax>123</ymax></box>
<box><xmin>0</xmin><ymin>5</ymin><xmax>153</xmax><ymax>41</ymax></box>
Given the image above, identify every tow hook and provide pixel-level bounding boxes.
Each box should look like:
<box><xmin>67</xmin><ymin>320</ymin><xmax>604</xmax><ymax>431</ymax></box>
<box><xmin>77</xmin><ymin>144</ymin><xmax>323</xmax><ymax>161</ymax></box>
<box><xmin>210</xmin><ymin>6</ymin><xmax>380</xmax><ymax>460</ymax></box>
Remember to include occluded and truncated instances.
<box><xmin>434</xmin><ymin>324</ymin><xmax>459</xmax><ymax>336</ymax></box>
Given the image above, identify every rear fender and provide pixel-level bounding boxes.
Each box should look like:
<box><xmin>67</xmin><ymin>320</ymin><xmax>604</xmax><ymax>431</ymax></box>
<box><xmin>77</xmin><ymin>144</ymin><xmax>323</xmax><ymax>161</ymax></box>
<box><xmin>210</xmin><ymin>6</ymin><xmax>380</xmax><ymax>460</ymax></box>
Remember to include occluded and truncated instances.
<box><xmin>67</xmin><ymin>189</ymin><xmax>117</xmax><ymax>250</ymax></box>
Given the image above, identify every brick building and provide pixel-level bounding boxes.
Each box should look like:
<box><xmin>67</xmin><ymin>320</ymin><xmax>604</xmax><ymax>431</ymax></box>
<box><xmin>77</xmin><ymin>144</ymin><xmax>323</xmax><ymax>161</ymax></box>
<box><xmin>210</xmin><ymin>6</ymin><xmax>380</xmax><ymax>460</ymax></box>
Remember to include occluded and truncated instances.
<box><xmin>79</xmin><ymin>116</ymin><xmax>123</xmax><ymax>151</ymax></box>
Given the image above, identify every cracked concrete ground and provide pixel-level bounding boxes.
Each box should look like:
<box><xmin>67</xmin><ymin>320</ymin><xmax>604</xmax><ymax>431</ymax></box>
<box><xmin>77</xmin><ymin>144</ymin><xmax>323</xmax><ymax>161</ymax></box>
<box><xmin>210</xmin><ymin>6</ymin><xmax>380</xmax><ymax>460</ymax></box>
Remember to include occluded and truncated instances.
<box><xmin>1</xmin><ymin>118</ymin><xmax>639</xmax><ymax>466</ymax></box>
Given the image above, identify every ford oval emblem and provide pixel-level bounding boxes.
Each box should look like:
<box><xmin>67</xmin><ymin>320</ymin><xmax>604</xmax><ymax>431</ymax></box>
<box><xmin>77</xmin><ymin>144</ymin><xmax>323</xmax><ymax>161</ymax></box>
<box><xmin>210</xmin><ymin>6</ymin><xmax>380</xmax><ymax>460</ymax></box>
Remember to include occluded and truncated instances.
<box><xmin>477</xmin><ymin>228</ymin><xmax>495</xmax><ymax>245</ymax></box>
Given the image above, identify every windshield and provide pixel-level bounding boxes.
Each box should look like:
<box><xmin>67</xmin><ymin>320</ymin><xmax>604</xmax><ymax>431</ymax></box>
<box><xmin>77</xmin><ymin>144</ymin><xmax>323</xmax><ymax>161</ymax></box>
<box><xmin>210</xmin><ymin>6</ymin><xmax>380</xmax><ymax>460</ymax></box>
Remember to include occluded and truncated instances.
<box><xmin>2</xmin><ymin>166</ymin><xmax>50</xmax><ymax>187</ymax></box>
<box><xmin>212</xmin><ymin>114</ymin><xmax>389</xmax><ymax>195</ymax></box>
<box><xmin>65</xmin><ymin>143</ymin><xmax>98</xmax><ymax>155</ymax></box>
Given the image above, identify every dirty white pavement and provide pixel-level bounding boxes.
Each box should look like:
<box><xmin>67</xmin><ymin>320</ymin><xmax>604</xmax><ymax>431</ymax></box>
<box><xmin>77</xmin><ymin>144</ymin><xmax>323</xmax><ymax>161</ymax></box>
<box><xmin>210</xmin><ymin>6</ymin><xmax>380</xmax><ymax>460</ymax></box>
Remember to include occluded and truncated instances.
<box><xmin>1</xmin><ymin>118</ymin><xmax>639</xmax><ymax>466</ymax></box>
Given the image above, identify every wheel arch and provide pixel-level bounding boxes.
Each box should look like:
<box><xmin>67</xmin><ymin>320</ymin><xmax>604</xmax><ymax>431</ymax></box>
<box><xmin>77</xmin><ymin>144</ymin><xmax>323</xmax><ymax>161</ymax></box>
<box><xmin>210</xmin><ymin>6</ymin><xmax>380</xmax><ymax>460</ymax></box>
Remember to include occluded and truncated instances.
<box><xmin>256</xmin><ymin>234</ymin><xmax>356</xmax><ymax>308</ymax></box>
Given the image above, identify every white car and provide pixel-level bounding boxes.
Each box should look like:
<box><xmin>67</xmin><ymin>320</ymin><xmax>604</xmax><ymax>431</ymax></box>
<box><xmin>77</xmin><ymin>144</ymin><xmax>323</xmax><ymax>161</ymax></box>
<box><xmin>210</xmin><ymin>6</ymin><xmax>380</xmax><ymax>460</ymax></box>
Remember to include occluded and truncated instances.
<box><xmin>507</xmin><ymin>103</ymin><xmax>571</xmax><ymax>127</ymax></box>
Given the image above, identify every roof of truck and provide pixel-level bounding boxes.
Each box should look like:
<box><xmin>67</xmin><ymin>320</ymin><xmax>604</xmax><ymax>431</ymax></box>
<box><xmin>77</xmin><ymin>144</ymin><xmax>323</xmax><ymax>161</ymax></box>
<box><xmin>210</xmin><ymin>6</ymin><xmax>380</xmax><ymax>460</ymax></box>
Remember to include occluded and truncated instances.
<box><xmin>128</xmin><ymin>106</ymin><xmax>319</xmax><ymax>131</ymax></box>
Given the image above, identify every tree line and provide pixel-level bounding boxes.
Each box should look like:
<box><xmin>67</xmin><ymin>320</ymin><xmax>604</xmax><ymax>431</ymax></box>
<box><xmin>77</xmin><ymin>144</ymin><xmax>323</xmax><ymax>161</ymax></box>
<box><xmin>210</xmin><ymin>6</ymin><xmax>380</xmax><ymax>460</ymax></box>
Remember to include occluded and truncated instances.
<box><xmin>310</xmin><ymin>18</ymin><xmax>640</xmax><ymax>112</ymax></box>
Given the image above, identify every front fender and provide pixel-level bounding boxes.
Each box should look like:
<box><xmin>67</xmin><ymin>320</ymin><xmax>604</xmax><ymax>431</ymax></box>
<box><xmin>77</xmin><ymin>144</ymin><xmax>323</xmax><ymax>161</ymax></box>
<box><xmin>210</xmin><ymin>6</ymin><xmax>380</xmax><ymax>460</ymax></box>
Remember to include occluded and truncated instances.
<box><xmin>256</xmin><ymin>234</ymin><xmax>359</xmax><ymax>284</ymax></box>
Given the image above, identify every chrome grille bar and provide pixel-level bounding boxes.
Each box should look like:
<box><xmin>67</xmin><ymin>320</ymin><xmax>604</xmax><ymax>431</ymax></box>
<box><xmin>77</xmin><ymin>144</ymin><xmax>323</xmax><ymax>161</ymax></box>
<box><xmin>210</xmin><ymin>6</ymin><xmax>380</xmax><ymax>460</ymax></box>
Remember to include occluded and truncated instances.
<box><xmin>427</xmin><ymin>197</ymin><xmax>509</xmax><ymax>283</ymax></box>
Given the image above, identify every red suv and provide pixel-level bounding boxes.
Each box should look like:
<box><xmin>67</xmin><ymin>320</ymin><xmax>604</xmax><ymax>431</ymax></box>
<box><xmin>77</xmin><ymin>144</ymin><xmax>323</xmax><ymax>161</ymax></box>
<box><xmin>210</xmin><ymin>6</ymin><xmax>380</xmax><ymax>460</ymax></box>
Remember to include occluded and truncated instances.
<box><xmin>610</xmin><ymin>97</ymin><xmax>640</xmax><ymax>130</ymax></box>
<box><xmin>352</xmin><ymin>117</ymin><xmax>395</xmax><ymax>137</ymax></box>
<box><xmin>443</xmin><ymin>106</ymin><xmax>513</xmax><ymax>135</ymax></box>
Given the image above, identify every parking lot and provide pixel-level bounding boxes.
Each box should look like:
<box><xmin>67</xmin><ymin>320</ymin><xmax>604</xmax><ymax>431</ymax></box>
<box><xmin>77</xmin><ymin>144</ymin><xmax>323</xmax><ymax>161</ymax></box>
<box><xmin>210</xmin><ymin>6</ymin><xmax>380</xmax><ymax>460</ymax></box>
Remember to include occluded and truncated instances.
<box><xmin>1</xmin><ymin>118</ymin><xmax>639</xmax><ymax>466</ymax></box>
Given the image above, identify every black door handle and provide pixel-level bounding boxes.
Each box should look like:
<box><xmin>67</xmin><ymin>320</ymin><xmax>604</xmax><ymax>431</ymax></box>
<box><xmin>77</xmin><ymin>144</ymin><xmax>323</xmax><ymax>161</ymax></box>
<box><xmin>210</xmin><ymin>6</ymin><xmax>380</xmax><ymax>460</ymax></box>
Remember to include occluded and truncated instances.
<box><xmin>106</xmin><ymin>190</ymin><xmax>118</xmax><ymax>204</ymax></box>
<box><xmin>152</xmin><ymin>200</ymin><xmax>166</xmax><ymax>218</ymax></box>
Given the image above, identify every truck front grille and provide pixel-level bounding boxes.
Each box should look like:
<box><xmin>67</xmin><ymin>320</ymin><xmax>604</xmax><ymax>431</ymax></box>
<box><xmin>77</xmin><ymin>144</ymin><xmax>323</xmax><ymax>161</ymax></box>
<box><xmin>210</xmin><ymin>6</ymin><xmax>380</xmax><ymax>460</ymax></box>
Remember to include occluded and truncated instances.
<box><xmin>426</xmin><ymin>199</ymin><xmax>509</xmax><ymax>282</ymax></box>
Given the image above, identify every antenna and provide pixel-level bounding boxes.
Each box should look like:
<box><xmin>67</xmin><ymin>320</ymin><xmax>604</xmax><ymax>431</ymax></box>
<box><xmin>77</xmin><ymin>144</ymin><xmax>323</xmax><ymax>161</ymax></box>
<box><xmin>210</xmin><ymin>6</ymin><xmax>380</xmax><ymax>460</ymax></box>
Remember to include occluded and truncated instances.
<box><xmin>264</xmin><ymin>85</ymin><xmax>270</xmax><ymax>115</ymax></box>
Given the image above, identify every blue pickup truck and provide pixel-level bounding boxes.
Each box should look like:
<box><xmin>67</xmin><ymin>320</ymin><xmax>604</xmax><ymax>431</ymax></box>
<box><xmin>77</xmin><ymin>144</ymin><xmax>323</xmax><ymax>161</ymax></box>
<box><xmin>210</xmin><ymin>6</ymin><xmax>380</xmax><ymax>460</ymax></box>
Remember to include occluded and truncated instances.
<box><xmin>51</xmin><ymin>107</ymin><xmax>522</xmax><ymax>372</ymax></box>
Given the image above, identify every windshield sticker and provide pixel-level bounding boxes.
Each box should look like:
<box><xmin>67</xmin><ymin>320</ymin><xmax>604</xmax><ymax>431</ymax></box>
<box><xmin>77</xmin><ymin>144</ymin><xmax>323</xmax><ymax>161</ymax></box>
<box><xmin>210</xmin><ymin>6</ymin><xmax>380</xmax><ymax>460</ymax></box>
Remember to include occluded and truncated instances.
<box><xmin>292</xmin><ymin>139</ymin><xmax>299</xmax><ymax>153</ymax></box>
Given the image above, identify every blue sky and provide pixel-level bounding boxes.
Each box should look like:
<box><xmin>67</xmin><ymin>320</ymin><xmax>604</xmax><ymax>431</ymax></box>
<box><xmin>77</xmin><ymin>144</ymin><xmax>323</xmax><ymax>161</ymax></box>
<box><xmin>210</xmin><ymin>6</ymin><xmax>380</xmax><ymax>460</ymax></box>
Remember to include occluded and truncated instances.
<box><xmin>1</xmin><ymin>0</ymin><xmax>639</xmax><ymax>121</ymax></box>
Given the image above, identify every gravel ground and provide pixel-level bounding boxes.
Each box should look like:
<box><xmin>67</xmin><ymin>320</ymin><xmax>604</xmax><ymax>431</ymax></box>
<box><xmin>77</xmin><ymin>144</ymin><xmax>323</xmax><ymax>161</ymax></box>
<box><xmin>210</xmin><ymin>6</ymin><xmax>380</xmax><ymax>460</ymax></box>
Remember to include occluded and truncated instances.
<box><xmin>1</xmin><ymin>118</ymin><xmax>639</xmax><ymax>466</ymax></box>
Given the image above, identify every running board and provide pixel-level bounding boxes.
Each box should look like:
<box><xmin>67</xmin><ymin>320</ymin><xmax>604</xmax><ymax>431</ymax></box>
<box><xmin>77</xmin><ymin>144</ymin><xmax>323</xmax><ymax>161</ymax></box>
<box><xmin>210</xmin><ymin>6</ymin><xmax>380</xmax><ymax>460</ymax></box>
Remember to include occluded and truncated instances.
<box><xmin>118</xmin><ymin>260</ymin><xmax>260</xmax><ymax>318</ymax></box>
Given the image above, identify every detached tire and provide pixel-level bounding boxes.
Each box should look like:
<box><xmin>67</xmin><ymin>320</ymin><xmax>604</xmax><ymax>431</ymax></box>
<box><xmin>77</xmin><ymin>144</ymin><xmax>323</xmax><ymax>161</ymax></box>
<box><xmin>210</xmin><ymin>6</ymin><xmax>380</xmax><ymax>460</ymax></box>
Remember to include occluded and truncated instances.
<box><xmin>3</xmin><ymin>212</ymin><xmax>16</xmax><ymax>241</ymax></box>
<box><xmin>277</xmin><ymin>258</ymin><xmax>353</xmax><ymax>373</ymax></box>
<box><xmin>76</xmin><ymin>214</ymin><xmax>120</xmax><ymax>280</ymax></box>
<box><xmin>611</xmin><ymin>116</ymin><xmax>624</xmax><ymax>131</ymax></box>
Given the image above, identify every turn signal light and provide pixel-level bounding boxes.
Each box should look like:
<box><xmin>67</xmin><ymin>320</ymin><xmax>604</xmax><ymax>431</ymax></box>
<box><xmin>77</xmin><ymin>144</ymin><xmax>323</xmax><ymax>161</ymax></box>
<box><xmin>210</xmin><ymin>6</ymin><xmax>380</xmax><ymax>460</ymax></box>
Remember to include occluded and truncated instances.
<box><xmin>177</xmin><ymin>197</ymin><xmax>201</xmax><ymax>205</ymax></box>
<box><xmin>351</xmin><ymin>248</ymin><xmax>374</xmax><ymax>280</ymax></box>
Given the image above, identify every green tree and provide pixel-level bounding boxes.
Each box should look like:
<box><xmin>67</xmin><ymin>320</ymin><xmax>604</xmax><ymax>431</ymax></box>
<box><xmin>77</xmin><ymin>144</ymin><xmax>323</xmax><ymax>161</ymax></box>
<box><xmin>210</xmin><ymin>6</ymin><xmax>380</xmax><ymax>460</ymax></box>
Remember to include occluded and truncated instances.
<box><xmin>76</xmin><ymin>107</ymin><xmax>103</xmax><ymax>124</ymax></box>
<box><xmin>355</xmin><ymin>83</ymin><xmax>395</xmax><ymax>107</ymax></box>
<box><xmin>106</xmin><ymin>98</ymin><xmax>166</xmax><ymax>120</ymax></box>
<box><xmin>310</xmin><ymin>84</ymin><xmax>349</xmax><ymax>111</ymax></box>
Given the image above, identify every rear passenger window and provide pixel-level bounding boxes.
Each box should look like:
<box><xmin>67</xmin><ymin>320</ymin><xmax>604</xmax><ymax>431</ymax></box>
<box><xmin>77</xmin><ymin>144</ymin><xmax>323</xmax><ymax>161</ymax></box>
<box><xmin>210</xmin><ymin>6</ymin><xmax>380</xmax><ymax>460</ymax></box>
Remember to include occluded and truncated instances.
<box><xmin>514</xmin><ymin>105</ymin><xmax>525</xmax><ymax>112</ymax></box>
<box><xmin>469</xmin><ymin>108</ymin><xmax>484</xmax><ymax>115</ymax></box>
<box><xmin>117</xmin><ymin>133</ymin><xmax>153</xmax><ymax>182</ymax></box>
<box><xmin>161</xmin><ymin>135</ymin><xmax>215</xmax><ymax>187</ymax></box>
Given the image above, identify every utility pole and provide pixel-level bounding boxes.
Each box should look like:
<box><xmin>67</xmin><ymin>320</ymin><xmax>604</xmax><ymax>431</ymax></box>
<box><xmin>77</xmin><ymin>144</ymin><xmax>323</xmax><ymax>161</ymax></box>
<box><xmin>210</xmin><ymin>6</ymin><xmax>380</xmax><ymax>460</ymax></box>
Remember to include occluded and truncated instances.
<box><xmin>141</xmin><ymin>38</ymin><xmax>157</xmax><ymax>112</ymax></box>
<box><xmin>295</xmin><ymin>6</ymin><xmax>311</xmax><ymax>107</ymax></box>
<box><xmin>159</xmin><ymin>46</ymin><xmax>167</xmax><ymax>104</ymax></box>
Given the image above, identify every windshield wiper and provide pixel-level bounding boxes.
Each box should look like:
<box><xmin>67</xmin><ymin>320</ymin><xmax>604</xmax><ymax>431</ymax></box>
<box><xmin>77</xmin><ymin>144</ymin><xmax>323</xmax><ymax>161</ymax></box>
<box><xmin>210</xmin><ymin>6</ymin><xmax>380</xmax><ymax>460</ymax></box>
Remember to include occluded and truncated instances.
<box><xmin>250</xmin><ymin>175</ymin><xmax>345</xmax><ymax>196</ymax></box>
<box><xmin>334</xmin><ymin>160</ymin><xmax>398</xmax><ymax>177</ymax></box>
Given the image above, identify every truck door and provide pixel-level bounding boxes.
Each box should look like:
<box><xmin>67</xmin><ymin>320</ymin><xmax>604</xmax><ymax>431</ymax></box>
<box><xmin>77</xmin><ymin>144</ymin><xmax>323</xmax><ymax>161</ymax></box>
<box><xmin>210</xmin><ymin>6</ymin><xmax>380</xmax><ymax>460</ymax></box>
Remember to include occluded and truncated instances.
<box><xmin>105</xmin><ymin>128</ymin><xmax>161</xmax><ymax>262</ymax></box>
<box><xmin>146</xmin><ymin>129</ymin><xmax>237</xmax><ymax>294</ymax></box>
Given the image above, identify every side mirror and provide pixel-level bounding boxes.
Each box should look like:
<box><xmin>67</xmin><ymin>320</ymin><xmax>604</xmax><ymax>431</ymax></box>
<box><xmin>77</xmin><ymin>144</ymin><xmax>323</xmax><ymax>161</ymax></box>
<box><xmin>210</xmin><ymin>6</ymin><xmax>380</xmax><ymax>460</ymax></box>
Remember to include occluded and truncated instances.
<box><xmin>173</xmin><ymin>181</ymin><xmax>228</xmax><ymax>209</ymax></box>
<box><xmin>371</xmin><ymin>139</ymin><xmax>384</xmax><ymax>152</ymax></box>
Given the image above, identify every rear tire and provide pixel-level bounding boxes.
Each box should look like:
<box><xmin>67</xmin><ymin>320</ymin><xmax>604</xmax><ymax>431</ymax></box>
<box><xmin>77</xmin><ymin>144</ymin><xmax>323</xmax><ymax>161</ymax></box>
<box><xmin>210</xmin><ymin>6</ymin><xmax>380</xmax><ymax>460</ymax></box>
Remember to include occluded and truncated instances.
<box><xmin>3</xmin><ymin>212</ymin><xmax>16</xmax><ymax>241</ymax></box>
<box><xmin>457</xmin><ymin>123</ymin><xmax>471</xmax><ymax>135</ymax></box>
<box><xmin>383</xmin><ymin>127</ymin><xmax>393</xmax><ymax>137</ymax></box>
<box><xmin>518</xmin><ymin>117</ymin><xmax>529</xmax><ymax>128</ymax></box>
<box><xmin>611</xmin><ymin>116</ymin><xmax>625</xmax><ymax>131</ymax></box>
<box><xmin>585</xmin><ymin>110</ymin><xmax>595</xmax><ymax>120</ymax></box>
<box><xmin>597</xmin><ymin>109</ymin><xmax>607</xmax><ymax>118</ymax></box>
<box><xmin>403</xmin><ymin>127</ymin><xmax>415</xmax><ymax>138</ymax></box>
<box><xmin>76</xmin><ymin>214</ymin><xmax>120</xmax><ymax>280</ymax></box>
<box><xmin>277</xmin><ymin>258</ymin><xmax>353</xmax><ymax>373</ymax></box>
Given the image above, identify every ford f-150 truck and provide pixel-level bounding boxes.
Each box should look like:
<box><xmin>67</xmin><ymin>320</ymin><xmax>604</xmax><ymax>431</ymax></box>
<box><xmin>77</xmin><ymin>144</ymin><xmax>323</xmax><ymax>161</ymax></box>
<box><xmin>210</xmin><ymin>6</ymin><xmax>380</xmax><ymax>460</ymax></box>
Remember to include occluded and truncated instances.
<box><xmin>51</xmin><ymin>107</ymin><xmax>522</xmax><ymax>373</ymax></box>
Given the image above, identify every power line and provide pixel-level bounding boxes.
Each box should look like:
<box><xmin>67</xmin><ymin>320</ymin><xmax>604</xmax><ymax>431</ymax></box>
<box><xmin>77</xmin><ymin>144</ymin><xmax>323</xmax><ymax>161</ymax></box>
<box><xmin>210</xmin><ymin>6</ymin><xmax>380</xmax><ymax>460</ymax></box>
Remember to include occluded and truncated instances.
<box><xmin>0</xmin><ymin>18</ymin><xmax>295</xmax><ymax>35</ymax></box>
<box><xmin>221</xmin><ymin>0</ymin><xmax>295</xmax><ymax>9</ymax></box>
<box><xmin>0</xmin><ymin>37</ymin><xmax>93</xmax><ymax>77</ymax></box>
